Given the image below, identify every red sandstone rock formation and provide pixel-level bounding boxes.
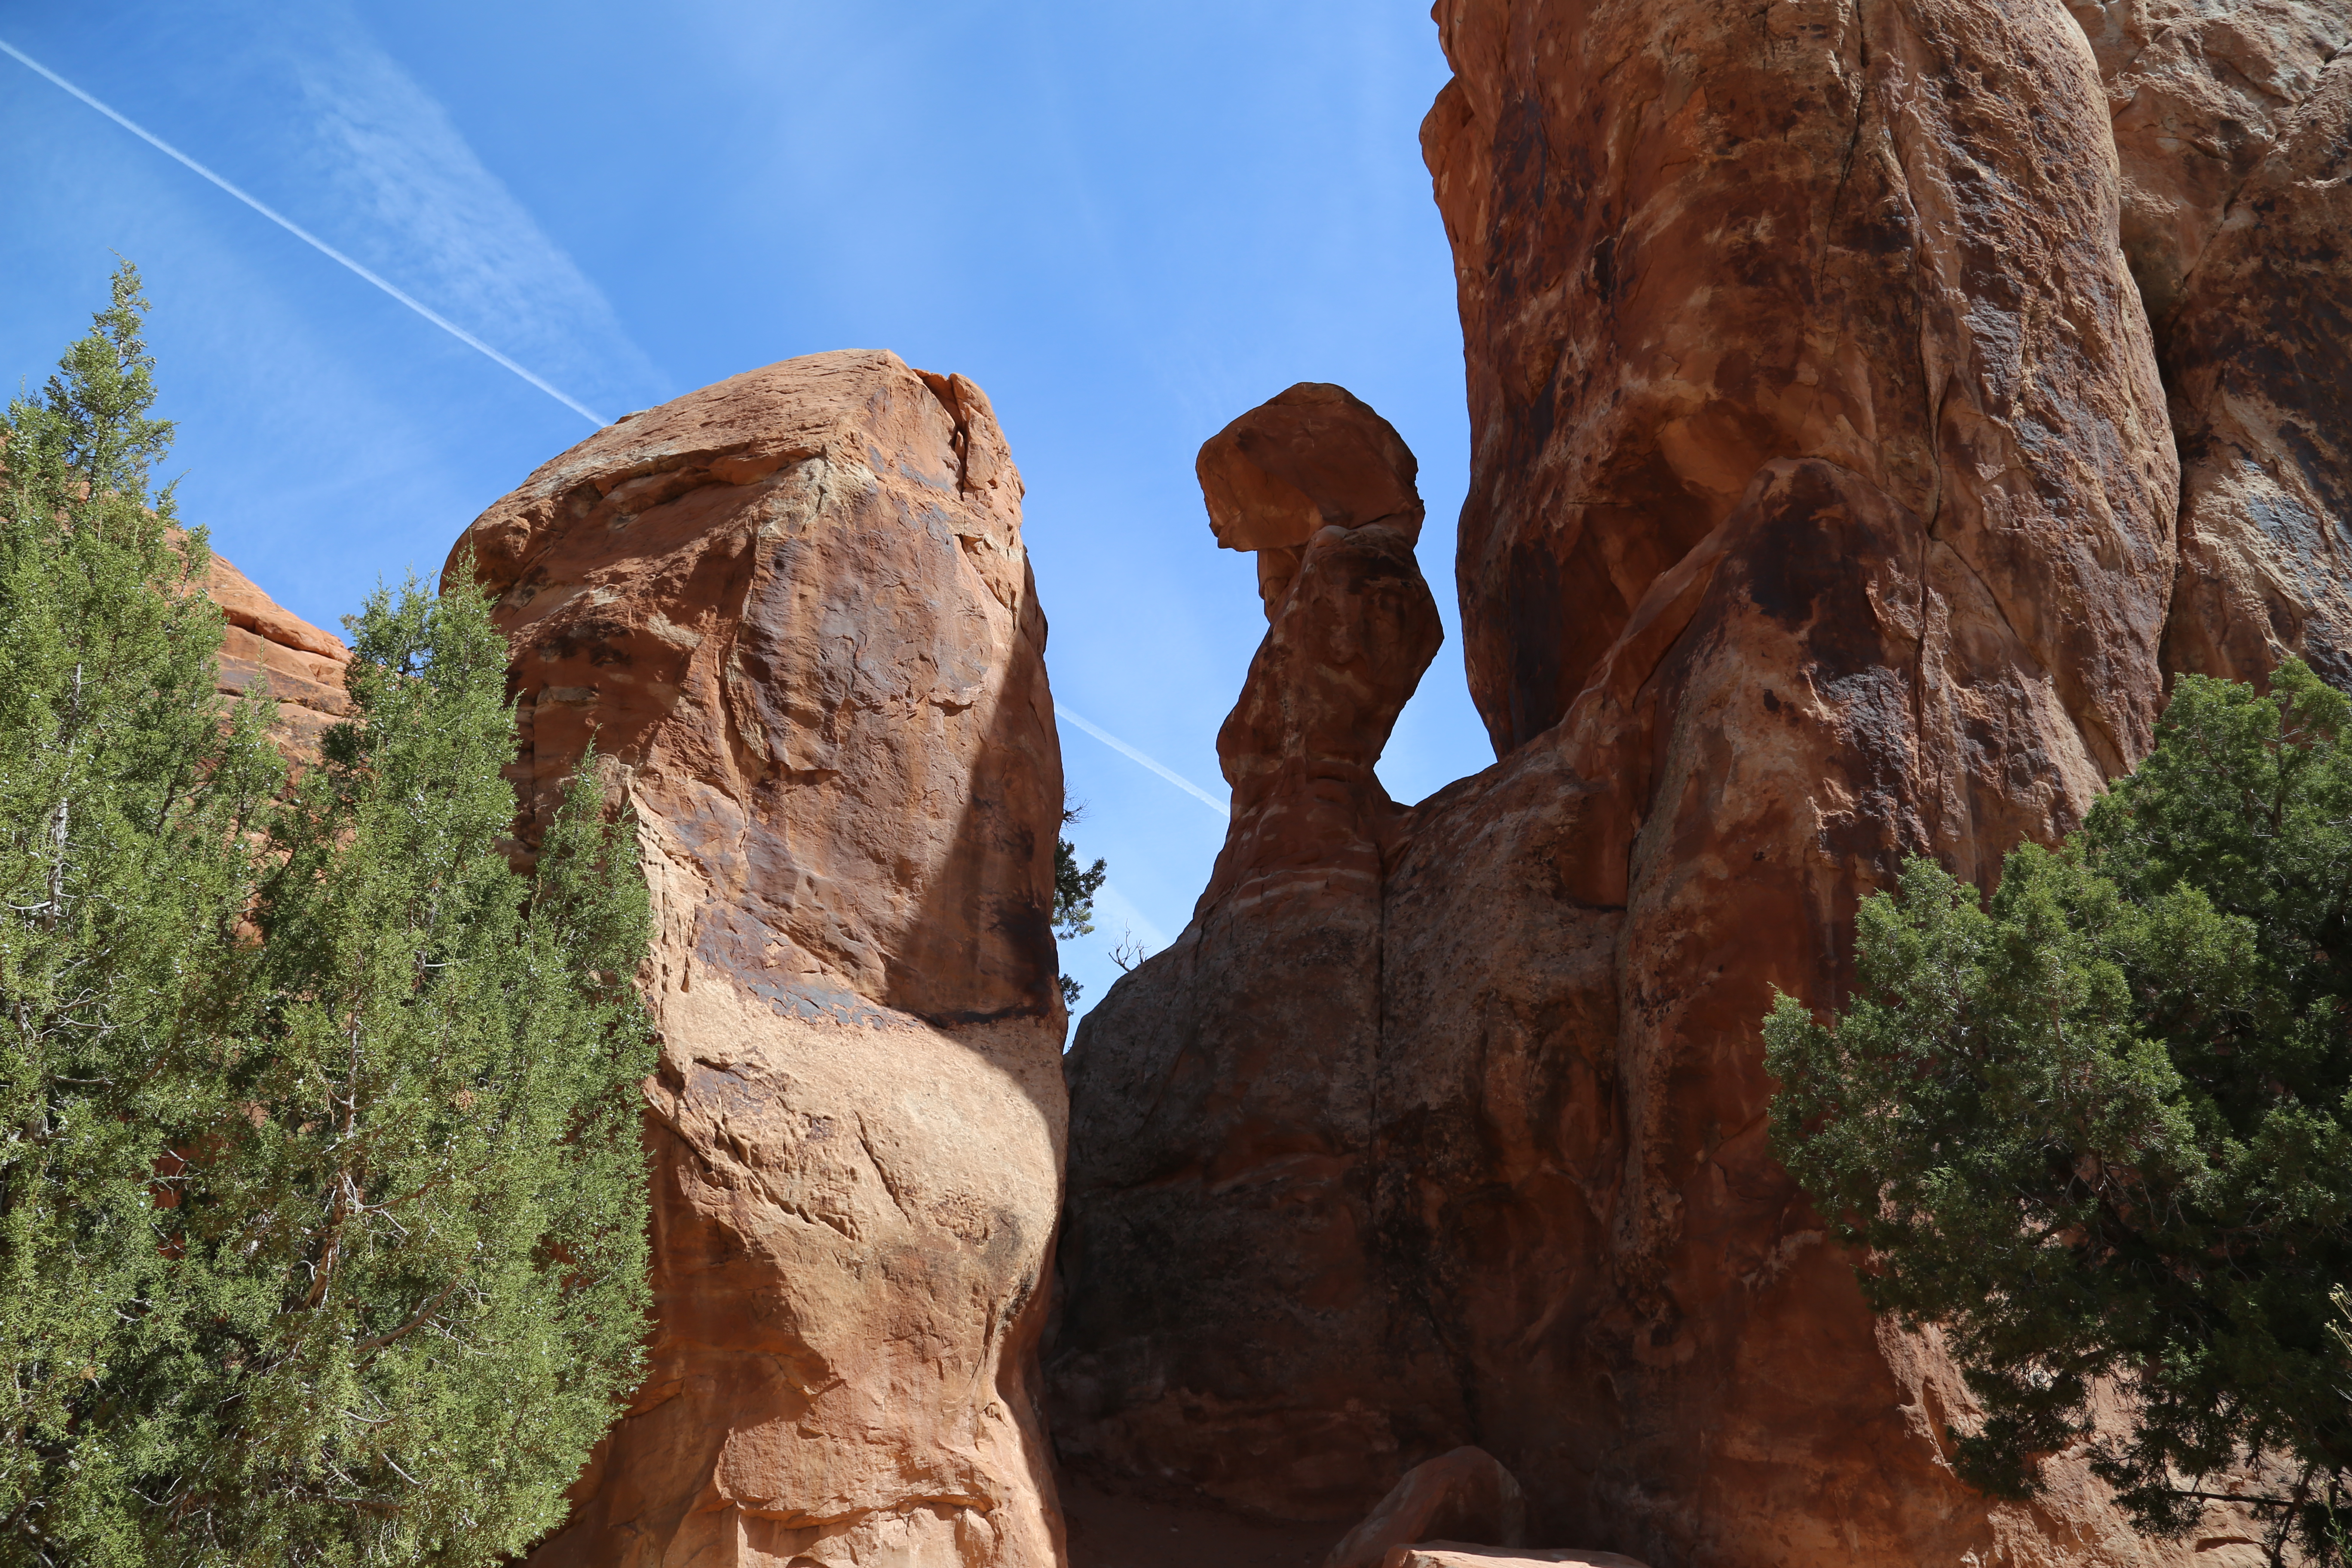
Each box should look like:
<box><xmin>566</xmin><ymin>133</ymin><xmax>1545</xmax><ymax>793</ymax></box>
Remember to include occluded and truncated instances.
<box><xmin>2069</xmin><ymin>0</ymin><xmax>2352</xmax><ymax>686</ymax></box>
<box><xmin>1047</xmin><ymin>0</ymin><xmax>2352</xmax><ymax>1564</ymax></box>
<box><xmin>202</xmin><ymin>548</ymin><xmax>349</xmax><ymax>757</ymax></box>
<box><xmin>1052</xmin><ymin>386</ymin><xmax>1449</xmax><ymax>1520</ymax></box>
<box><xmin>1430</xmin><ymin>0</ymin><xmax>2177</xmax><ymax>784</ymax></box>
<box><xmin>445</xmin><ymin>351</ymin><xmax>1068</xmax><ymax>1568</ymax></box>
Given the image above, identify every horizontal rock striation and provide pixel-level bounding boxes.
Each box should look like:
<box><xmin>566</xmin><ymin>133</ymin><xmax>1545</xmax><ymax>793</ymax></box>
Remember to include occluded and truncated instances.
<box><xmin>201</xmin><ymin>548</ymin><xmax>349</xmax><ymax>759</ymax></box>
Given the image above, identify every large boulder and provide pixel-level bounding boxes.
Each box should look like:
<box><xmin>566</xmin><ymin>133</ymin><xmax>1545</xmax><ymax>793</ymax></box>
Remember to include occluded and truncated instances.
<box><xmin>445</xmin><ymin>351</ymin><xmax>1068</xmax><ymax>1568</ymax></box>
<box><xmin>1047</xmin><ymin>0</ymin><xmax>2303</xmax><ymax>1564</ymax></box>
<box><xmin>1325</xmin><ymin>1448</ymin><xmax>1528</xmax><ymax>1568</ymax></box>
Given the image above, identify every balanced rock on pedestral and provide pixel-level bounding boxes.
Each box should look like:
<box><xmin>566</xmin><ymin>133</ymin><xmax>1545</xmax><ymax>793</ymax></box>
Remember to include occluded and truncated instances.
<box><xmin>1196</xmin><ymin>381</ymin><xmax>1424</xmax><ymax>617</ymax></box>
<box><xmin>1324</xmin><ymin>1447</ymin><xmax>1528</xmax><ymax>1568</ymax></box>
<box><xmin>446</xmin><ymin>349</ymin><xmax>1067</xmax><ymax>1568</ymax></box>
<box><xmin>1049</xmin><ymin>381</ymin><xmax>1444</xmax><ymax>1519</ymax></box>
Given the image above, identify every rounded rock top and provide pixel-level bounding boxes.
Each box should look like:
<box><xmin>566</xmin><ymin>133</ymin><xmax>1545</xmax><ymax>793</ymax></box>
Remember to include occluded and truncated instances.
<box><xmin>1196</xmin><ymin>381</ymin><xmax>1423</xmax><ymax>553</ymax></box>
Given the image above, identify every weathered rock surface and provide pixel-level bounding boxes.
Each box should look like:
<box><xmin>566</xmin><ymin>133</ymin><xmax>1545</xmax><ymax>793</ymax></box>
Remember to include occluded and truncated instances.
<box><xmin>1379</xmin><ymin>1549</ymin><xmax>1650</xmax><ymax>1568</ymax></box>
<box><xmin>1048</xmin><ymin>0</ymin><xmax>2305</xmax><ymax>1564</ymax></box>
<box><xmin>1325</xmin><ymin>1449</ymin><xmax>1526</xmax><ymax>1568</ymax></box>
<box><xmin>2068</xmin><ymin>1</ymin><xmax>2349</xmax><ymax>325</ymax></box>
<box><xmin>445</xmin><ymin>350</ymin><xmax>1068</xmax><ymax>1568</ymax></box>
<box><xmin>201</xmin><ymin>548</ymin><xmax>349</xmax><ymax>758</ymax></box>
<box><xmin>1428</xmin><ymin>0</ymin><xmax>2177</xmax><ymax>774</ymax></box>
<box><xmin>2068</xmin><ymin>0</ymin><xmax>2352</xmax><ymax>688</ymax></box>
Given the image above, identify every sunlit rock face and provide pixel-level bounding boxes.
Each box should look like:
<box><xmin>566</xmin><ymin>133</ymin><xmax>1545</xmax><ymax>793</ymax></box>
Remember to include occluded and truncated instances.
<box><xmin>1046</xmin><ymin>0</ymin><xmax>2347</xmax><ymax>1562</ymax></box>
<box><xmin>201</xmin><ymin>545</ymin><xmax>351</xmax><ymax>762</ymax></box>
<box><xmin>447</xmin><ymin>350</ymin><xmax>1069</xmax><ymax>1568</ymax></box>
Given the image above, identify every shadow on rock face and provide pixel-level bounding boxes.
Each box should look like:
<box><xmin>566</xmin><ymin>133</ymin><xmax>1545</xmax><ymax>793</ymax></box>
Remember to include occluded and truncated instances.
<box><xmin>1049</xmin><ymin>380</ymin><xmax>1458</xmax><ymax>1521</ymax></box>
<box><xmin>1059</xmin><ymin>1476</ymin><xmax>1337</xmax><ymax>1568</ymax></box>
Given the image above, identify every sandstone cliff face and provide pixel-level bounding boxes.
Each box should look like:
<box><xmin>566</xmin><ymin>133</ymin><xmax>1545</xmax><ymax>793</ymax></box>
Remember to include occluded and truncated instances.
<box><xmin>2069</xmin><ymin>0</ymin><xmax>2352</xmax><ymax>687</ymax></box>
<box><xmin>202</xmin><ymin>548</ymin><xmax>349</xmax><ymax>758</ymax></box>
<box><xmin>1045</xmin><ymin>2</ymin><xmax>2319</xmax><ymax>1564</ymax></box>
<box><xmin>1430</xmin><ymin>0</ymin><xmax>2178</xmax><ymax>785</ymax></box>
<box><xmin>446</xmin><ymin>351</ymin><xmax>1068</xmax><ymax>1568</ymax></box>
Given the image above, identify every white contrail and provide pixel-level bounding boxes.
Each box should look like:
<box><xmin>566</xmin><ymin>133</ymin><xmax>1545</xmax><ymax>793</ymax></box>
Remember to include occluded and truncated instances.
<box><xmin>1054</xmin><ymin>702</ymin><xmax>1229</xmax><ymax>819</ymax></box>
<box><xmin>0</xmin><ymin>35</ymin><xmax>608</xmax><ymax>428</ymax></box>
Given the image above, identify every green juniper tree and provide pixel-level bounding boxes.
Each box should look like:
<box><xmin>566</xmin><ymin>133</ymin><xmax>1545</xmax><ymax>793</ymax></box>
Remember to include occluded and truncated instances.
<box><xmin>0</xmin><ymin>269</ymin><xmax>656</xmax><ymax>1567</ymax></box>
<box><xmin>1766</xmin><ymin>662</ymin><xmax>2352</xmax><ymax>1565</ymax></box>
<box><xmin>1054</xmin><ymin>805</ymin><xmax>1106</xmax><ymax>1008</ymax></box>
<box><xmin>0</xmin><ymin>263</ymin><xmax>286</xmax><ymax>1565</ymax></box>
<box><xmin>146</xmin><ymin>573</ymin><xmax>655</xmax><ymax>1566</ymax></box>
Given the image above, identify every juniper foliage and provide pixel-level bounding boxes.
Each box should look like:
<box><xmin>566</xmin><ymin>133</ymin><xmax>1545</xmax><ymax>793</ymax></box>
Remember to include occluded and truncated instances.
<box><xmin>1054</xmin><ymin>805</ymin><xmax>1106</xmax><ymax>1008</ymax></box>
<box><xmin>150</xmin><ymin>573</ymin><xmax>656</xmax><ymax>1566</ymax></box>
<box><xmin>0</xmin><ymin>268</ymin><xmax>655</xmax><ymax>1567</ymax></box>
<box><xmin>1765</xmin><ymin>662</ymin><xmax>2352</xmax><ymax>1565</ymax></box>
<box><xmin>0</xmin><ymin>263</ymin><xmax>283</xmax><ymax>1564</ymax></box>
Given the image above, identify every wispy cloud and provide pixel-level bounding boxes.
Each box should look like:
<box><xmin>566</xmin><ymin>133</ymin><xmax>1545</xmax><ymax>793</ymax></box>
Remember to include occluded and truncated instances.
<box><xmin>0</xmin><ymin>31</ymin><xmax>611</xmax><ymax>426</ymax></box>
<box><xmin>2</xmin><ymin>6</ymin><xmax>662</xmax><ymax>429</ymax></box>
<box><xmin>1055</xmin><ymin>702</ymin><xmax>1228</xmax><ymax>818</ymax></box>
<box><xmin>281</xmin><ymin>14</ymin><xmax>663</xmax><ymax>419</ymax></box>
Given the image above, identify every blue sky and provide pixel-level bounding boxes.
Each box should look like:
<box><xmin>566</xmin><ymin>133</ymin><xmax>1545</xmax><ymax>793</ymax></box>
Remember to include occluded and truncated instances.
<box><xmin>0</xmin><ymin>0</ymin><xmax>1488</xmax><ymax>1019</ymax></box>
